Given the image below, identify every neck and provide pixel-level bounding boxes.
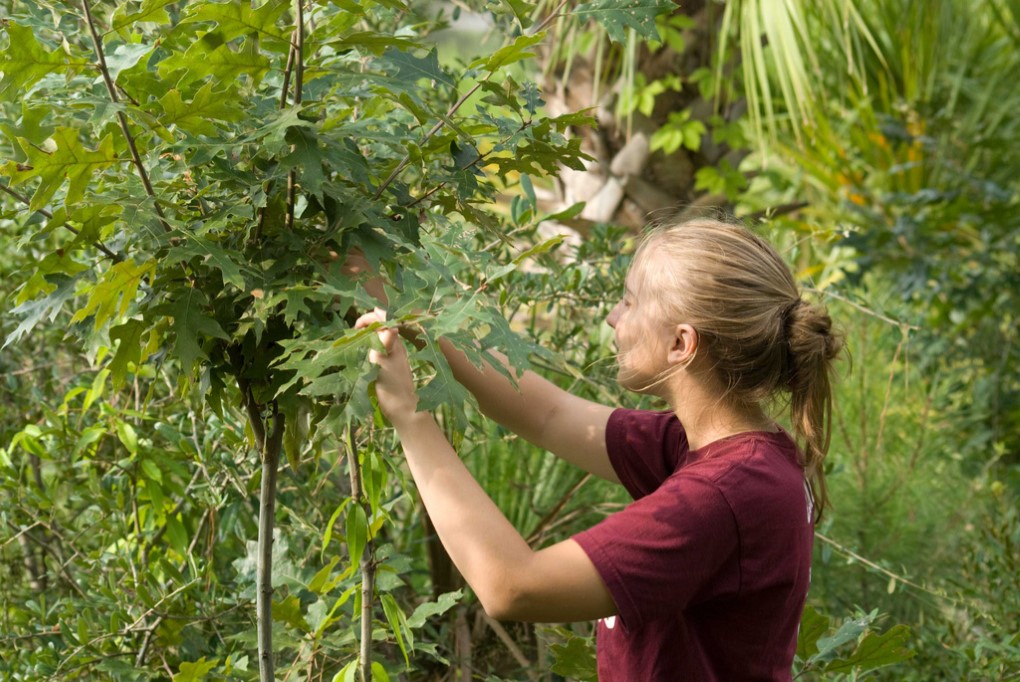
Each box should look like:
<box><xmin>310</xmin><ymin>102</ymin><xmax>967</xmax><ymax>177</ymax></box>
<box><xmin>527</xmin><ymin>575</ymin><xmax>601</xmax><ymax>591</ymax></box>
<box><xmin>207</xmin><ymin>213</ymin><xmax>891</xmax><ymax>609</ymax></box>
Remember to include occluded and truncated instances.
<box><xmin>662</xmin><ymin>376</ymin><xmax>775</xmax><ymax>451</ymax></box>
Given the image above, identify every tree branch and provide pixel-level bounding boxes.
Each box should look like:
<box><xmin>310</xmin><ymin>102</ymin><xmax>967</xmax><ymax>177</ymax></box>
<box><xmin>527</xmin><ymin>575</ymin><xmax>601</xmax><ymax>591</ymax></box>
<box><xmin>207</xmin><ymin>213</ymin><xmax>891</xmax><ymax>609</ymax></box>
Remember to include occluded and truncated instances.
<box><xmin>81</xmin><ymin>0</ymin><xmax>171</xmax><ymax>234</ymax></box>
<box><xmin>371</xmin><ymin>0</ymin><xmax>572</xmax><ymax>201</ymax></box>
<box><xmin>0</xmin><ymin>182</ymin><xmax>121</xmax><ymax>261</ymax></box>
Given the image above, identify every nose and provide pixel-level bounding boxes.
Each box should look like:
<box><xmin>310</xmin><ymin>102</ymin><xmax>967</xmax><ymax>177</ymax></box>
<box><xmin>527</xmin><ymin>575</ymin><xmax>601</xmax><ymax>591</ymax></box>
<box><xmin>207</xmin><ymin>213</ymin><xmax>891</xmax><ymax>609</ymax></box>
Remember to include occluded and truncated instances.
<box><xmin>607</xmin><ymin>303</ymin><xmax>620</xmax><ymax>329</ymax></box>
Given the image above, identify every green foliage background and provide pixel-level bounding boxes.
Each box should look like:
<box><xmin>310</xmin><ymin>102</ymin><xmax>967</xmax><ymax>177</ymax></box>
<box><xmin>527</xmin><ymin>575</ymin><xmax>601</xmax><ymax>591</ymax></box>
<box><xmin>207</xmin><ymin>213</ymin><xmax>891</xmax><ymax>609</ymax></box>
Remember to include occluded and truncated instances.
<box><xmin>0</xmin><ymin>0</ymin><xmax>1017</xmax><ymax>680</ymax></box>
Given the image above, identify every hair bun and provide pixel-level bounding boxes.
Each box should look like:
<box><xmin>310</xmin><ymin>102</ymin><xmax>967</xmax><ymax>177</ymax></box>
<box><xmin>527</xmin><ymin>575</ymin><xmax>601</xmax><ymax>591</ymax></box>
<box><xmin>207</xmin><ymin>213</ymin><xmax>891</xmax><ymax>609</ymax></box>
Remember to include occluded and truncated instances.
<box><xmin>786</xmin><ymin>299</ymin><xmax>843</xmax><ymax>362</ymax></box>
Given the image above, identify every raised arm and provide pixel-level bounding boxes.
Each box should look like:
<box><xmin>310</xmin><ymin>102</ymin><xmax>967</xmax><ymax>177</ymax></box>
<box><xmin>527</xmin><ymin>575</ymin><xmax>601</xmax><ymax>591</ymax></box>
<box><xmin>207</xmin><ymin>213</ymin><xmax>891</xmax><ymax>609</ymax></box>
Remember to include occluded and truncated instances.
<box><xmin>438</xmin><ymin>338</ymin><xmax>618</xmax><ymax>483</ymax></box>
<box><xmin>342</xmin><ymin>248</ymin><xmax>618</xmax><ymax>482</ymax></box>
<box><xmin>356</xmin><ymin>311</ymin><xmax>618</xmax><ymax>623</ymax></box>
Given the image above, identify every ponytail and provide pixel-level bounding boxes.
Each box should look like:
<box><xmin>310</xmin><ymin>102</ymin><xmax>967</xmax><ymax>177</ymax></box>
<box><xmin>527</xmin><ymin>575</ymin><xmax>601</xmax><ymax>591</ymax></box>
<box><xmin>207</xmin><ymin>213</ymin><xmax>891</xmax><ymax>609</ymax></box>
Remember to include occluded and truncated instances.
<box><xmin>784</xmin><ymin>299</ymin><xmax>844</xmax><ymax>522</ymax></box>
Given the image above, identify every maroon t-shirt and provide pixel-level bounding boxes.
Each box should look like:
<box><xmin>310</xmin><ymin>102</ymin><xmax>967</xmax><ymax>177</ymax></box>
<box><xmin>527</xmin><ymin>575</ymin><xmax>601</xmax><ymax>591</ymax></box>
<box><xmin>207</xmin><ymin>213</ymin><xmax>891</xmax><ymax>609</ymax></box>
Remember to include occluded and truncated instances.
<box><xmin>572</xmin><ymin>409</ymin><xmax>814</xmax><ymax>681</ymax></box>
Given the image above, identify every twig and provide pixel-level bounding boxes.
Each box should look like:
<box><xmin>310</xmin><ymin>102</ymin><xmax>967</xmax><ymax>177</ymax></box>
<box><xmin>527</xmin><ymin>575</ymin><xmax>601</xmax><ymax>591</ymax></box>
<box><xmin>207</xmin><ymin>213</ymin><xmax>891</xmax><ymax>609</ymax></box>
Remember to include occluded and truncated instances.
<box><xmin>135</xmin><ymin>616</ymin><xmax>163</xmax><ymax>667</ymax></box>
<box><xmin>481</xmin><ymin>614</ymin><xmax>537</xmax><ymax>680</ymax></box>
<box><xmin>804</xmin><ymin>287</ymin><xmax>919</xmax><ymax>331</ymax></box>
<box><xmin>0</xmin><ymin>520</ymin><xmax>44</xmax><ymax>550</ymax></box>
<box><xmin>140</xmin><ymin>467</ymin><xmax>204</xmax><ymax>563</ymax></box>
<box><xmin>81</xmin><ymin>0</ymin><xmax>171</xmax><ymax>234</ymax></box>
<box><xmin>814</xmin><ymin>532</ymin><xmax>959</xmax><ymax>603</ymax></box>
<box><xmin>525</xmin><ymin>473</ymin><xmax>591</xmax><ymax>545</ymax></box>
<box><xmin>373</xmin><ymin>78</ymin><xmax>491</xmax><ymax>200</ymax></box>
<box><xmin>531</xmin><ymin>0</ymin><xmax>572</xmax><ymax>36</ymax></box>
<box><xmin>746</xmin><ymin>200</ymin><xmax>809</xmax><ymax>222</ymax></box>
<box><xmin>373</xmin><ymin>0</ymin><xmax>569</xmax><ymax>201</ymax></box>
<box><xmin>0</xmin><ymin>182</ymin><xmax>121</xmax><ymax>261</ymax></box>
<box><xmin>6</xmin><ymin>520</ymin><xmax>87</xmax><ymax>599</ymax></box>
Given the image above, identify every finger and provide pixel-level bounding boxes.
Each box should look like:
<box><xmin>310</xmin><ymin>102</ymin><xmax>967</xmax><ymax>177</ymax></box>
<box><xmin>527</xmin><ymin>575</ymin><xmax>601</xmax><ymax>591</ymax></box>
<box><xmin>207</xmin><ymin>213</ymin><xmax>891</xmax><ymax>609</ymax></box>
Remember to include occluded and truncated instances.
<box><xmin>377</xmin><ymin>326</ymin><xmax>398</xmax><ymax>353</ymax></box>
<box><xmin>354</xmin><ymin>310</ymin><xmax>383</xmax><ymax>330</ymax></box>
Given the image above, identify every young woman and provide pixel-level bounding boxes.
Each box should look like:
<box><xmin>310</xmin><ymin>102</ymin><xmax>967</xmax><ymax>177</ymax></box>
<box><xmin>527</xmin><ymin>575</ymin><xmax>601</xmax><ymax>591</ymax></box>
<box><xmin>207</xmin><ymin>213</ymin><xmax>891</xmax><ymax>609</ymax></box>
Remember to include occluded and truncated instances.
<box><xmin>354</xmin><ymin>218</ymin><xmax>844</xmax><ymax>680</ymax></box>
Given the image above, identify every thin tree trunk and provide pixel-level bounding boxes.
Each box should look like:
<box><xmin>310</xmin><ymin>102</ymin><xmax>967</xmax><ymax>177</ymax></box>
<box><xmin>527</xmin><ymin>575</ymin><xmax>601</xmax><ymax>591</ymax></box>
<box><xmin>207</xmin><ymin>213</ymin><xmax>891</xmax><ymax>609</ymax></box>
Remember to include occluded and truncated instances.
<box><xmin>345</xmin><ymin>429</ymin><xmax>376</xmax><ymax>681</ymax></box>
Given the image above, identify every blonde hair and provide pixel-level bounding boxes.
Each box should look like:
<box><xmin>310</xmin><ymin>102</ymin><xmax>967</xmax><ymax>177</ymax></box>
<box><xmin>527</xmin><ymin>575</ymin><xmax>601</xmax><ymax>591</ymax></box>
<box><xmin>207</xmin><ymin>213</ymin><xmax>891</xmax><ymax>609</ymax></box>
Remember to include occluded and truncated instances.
<box><xmin>632</xmin><ymin>218</ymin><xmax>844</xmax><ymax>520</ymax></box>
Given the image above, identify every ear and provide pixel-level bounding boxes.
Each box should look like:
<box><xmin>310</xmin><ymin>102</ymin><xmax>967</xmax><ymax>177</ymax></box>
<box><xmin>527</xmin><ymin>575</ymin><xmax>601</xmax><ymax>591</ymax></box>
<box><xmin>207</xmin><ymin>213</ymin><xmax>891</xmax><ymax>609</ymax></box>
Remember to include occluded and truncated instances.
<box><xmin>667</xmin><ymin>323</ymin><xmax>699</xmax><ymax>367</ymax></box>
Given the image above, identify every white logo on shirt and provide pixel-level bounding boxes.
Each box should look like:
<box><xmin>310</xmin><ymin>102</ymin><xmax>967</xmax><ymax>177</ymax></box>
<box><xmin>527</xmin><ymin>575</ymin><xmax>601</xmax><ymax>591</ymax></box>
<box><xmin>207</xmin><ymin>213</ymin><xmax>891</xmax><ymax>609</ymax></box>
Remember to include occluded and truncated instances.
<box><xmin>601</xmin><ymin>616</ymin><xmax>617</xmax><ymax>630</ymax></box>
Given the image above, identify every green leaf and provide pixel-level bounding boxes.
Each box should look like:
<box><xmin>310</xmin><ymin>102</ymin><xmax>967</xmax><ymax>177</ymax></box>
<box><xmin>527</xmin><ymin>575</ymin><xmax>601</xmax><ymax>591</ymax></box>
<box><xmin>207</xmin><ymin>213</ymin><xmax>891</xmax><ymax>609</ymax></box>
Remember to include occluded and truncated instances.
<box><xmin>573</xmin><ymin>0</ymin><xmax>674</xmax><ymax>43</ymax></box>
<box><xmin>272</xmin><ymin>594</ymin><xmax>309</xmax><ymax>631</ymax></box>
<box><xmin>173</xmin><ymin>656</ymin><xmax>219</xmax><ymax>682</ymax></box>
<box><xmin>825</xmin><ymin>625</ymin><xmax>914</xmax><ymax>673</ymax></box>
<box><xmin>281</xmin><ymin>125</ymin><xmax>325</xmax><ymax>198</ymax></box>
<box><xmin>0</xmin><ymin>24</ymin><xmax>75</xmax><ymax>99</ymax></box>
<box><xmin>82</xmin><ymin>368</ymin><xmax>111</xmax><ymax>414</ymax></box>
<box><xmin>549</xmin><ymin>633</ymin><xmax>597</xmax><ymax>681</ymax></box>
<box><xmin>308</xmin><ymin>556</ymin><xmax>340</xmax><ymax>594</ymax></box>
<box><xmin>480</xmin><ymin>33</ymin><xmax>545</xmax><ymax>72</ymax></box>
<box><xmin>330</xmin><ymin>660</ymin><xmax>358</xmax><ymax>682</ymax></box>
<box><xmin>380</xmin><ymin>48</ymin><xmax>455</xmax><ymax>89</ymax></box>
<box><xmin>380</xmin><ymin>593</ymin><xmax>411</xmax><ymax>665</ymax></box>
<box><xmin>158</xmin><ymin>82</ymin><xmax>244</xmax><ymax>137</ymax></box>
<box><xmin>109</xmin><ymin>319</ymin><xmax>147</xmax><ymax>389</ymax></box>
<box><xmin>796</xmin><ymin>605</ymin><xmax>830</xmax><ymax>660</ymax></box>
<box><xmin>814</xmin><ymin>614</ymin><xmax>871</xmax><ymax>660</ymax></box>
<box><xmin>140</xmin><ymin>457</ymin><xmax>162</xmax><ymax>483</ymax></box>
<box><xmin>3</xmin><ymin>274</ymin><xmax>79</xmax><ymax>349</ymax></box>
<box><xmin>105</xmin><ymin>43</ymin><xmax>155</xmax><ymax>83</ymax></box>
<box><xmin>182</xmin><ymin>0</ymin><xmax>290</xmax><ymax>42</ymax></box>
<box><xmin>158</xmin><ymin>36</ymin><xmax>271</xmax><ymax>87</ymax></box>
<box><xmin>167</xmin><ymin>238</ymin><xmax>252</xmax><ymax>290</ymax></box>
<box><xmin>3</xmin><ymin>129</ymin><xmax>119</xmax><ymax>211</ymax></box>
<box><xmin>168</xmin><ymin>288</ymin><xmax>231</xmax><ymax>371</ymax></box>
<box><xmin>345</xmin><ymin>503</ymin><xmax>368</xmax><ymax>567</ymax></box>
<box><xmin>513</xmin><ymin>234</ymin><xmax>564</xmax><ymax>265</ymax></box>
<box><xmin>117</xmin><ymin>421</ymin><xmax>139</xmax><ymax>455</ymax></box>
<box><xmin>406</xmin><ymin>590</ymin><xmax>462</xmax><ymax>628</ymax></box>
<box><xmin>165</xmin><ymin>514</ymin><xmax>189</xmax><ymax>556</ymax></box>
<box><xmin>112</xmin><ymin>0</ymin><xmax>176</xmax><ymax>32</ymax></box>
<box><xmin>502</xmin><ymin>0</ymin><xmax>536</xmax><ymax>29</ymax></box>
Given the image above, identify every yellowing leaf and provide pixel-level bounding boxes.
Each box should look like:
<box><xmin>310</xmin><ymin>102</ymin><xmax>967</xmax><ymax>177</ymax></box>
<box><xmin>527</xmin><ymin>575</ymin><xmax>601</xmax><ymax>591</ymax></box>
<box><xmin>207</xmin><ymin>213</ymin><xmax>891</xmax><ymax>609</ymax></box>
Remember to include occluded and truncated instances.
<box><xmin>4</xmin><ymin>128</ymin><xmax>119</xmax><ymax>211</ymax></box>
<box><xmin>0</xmin><ymin>24</ymin><xmax>80</xmax><ymax>99</ymax></box>
<box><xmin>70</xmin><ymin>259</ymin><xmax>154</xmax><ymax>330</ymax></box>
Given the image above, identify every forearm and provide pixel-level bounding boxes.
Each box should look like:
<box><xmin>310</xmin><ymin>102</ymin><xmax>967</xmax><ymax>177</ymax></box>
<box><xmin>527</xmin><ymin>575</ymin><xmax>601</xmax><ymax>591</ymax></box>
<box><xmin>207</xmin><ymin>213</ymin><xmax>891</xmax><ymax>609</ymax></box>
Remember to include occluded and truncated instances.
<box><xmin>437</xmin><ymin>337</ymin><xmax>561</xmax><ymax>443</ymax></box>
<box><xmin>391</xmin><ymin>411</ymin><xmax>532</xmax><ymax>616</ymax></box>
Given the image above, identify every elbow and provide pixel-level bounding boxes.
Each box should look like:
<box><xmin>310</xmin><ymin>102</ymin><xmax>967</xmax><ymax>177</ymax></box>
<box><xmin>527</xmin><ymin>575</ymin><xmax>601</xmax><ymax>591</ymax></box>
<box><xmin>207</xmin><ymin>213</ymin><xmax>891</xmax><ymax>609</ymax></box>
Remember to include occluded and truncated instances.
<box><xmin>477</xmin><ymin>582</ymin><xmax>520</xmax><ymax>622</ymax></box>
<box><xmin>476</xmin><ymin>573</ymin><xmax>531</xmax><ymax>622</ymax></box>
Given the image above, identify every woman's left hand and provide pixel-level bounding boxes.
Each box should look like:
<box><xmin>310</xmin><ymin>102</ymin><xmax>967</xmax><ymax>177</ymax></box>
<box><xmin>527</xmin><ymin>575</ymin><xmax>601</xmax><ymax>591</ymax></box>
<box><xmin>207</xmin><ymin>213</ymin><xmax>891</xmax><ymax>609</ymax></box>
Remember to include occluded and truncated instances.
<box><xmin>355</xmin><ymin>308</ymin><xmax>419</xmax><ymax>424</ymax></box>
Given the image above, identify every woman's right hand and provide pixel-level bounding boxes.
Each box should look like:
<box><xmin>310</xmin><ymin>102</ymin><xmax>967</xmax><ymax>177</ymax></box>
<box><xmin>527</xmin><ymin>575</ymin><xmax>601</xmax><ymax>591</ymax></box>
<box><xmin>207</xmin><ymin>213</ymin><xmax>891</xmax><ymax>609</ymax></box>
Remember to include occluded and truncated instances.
<box><xmin>355</xmin><ymin>308</ymin><xmax>419</xmax><ymax>425</ymax></box>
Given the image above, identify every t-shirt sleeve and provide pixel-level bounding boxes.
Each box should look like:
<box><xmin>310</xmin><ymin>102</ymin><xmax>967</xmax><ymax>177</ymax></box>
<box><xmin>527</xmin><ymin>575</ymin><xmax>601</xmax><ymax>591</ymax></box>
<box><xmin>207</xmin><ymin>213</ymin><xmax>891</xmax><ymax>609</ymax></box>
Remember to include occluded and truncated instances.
<box><xmin>572</xmin><ymin>473</ymin><xmax>739</xmax><ymax>630</ymax></box>
<box><xmin>605</xmin><ymin>408</ymin><xmax>687</xmax><ymax>498</ymax></box>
